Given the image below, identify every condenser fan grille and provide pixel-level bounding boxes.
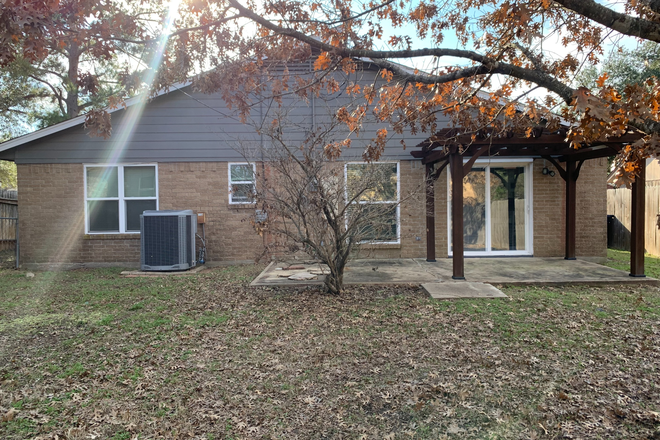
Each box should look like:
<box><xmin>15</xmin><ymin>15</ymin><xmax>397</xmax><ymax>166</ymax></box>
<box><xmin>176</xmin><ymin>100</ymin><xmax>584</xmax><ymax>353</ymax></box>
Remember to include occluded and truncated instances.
<box><xmin>140</xmin><ymin>210</ymin><xmax>195</xmax><ymax>271</ymax></box>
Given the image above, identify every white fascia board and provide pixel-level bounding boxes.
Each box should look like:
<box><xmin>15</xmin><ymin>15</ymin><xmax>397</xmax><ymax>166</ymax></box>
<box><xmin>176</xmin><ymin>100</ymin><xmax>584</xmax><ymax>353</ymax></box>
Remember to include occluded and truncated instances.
<box><xmin>0</xmin><ymin>81</ymin><xmax>191</xmax><ymax>154</ymax></box>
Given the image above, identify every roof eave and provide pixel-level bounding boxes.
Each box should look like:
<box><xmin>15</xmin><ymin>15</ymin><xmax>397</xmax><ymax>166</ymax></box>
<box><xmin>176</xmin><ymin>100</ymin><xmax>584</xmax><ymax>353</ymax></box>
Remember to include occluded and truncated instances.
<box><xmin>0</xmin><ymin>81</ymin><xmax>191</xmax><ymax>154</ymax></box>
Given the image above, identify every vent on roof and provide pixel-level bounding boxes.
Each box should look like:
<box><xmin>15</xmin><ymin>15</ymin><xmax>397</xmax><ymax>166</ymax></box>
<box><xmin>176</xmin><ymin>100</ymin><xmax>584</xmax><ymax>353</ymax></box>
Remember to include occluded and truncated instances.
<box><xmin>140</xmin><ymin>210</ymin><xmax>196</xmax><ymax>271</ymax></box>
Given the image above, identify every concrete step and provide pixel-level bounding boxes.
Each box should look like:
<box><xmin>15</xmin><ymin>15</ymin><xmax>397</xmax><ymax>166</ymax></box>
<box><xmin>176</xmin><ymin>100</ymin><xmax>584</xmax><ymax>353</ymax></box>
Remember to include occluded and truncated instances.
<box><xmin>423</xmin><ymin>281</ymin><xmax>508</xmax><ymax>299</ymax></box>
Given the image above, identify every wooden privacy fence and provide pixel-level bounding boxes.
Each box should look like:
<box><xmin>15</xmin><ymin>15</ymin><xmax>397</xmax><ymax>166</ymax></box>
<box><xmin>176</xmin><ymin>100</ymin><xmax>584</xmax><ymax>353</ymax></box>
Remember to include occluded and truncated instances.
<box><xmin>607</xmin><ymin>182</ymin><xmax>660</xmax><ymax>256</ymax></box>
<box><xmin>0</xmin><ymin>188</ymin><xmax>18</xmax><ymax>267</ymax></box>
<box><xmin>491</xmin><ymin>199</ymin><xmax>526</xmax><ymax>250</ymax></box>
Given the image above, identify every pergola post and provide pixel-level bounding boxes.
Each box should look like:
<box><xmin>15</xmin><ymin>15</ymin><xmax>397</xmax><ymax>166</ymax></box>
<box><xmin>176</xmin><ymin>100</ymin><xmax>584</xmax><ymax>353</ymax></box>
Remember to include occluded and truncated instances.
<box><xmin>425</xmin><ymin>163</ymin><xmax>436</xmax><ymax>262</ymax></box>
<box><xmin>449</xmin><ymin>152</ymin><xmax>465</xmax><ymax>280</ymax></box>
<box><xmin>565</xmin><ymin>160</ymin><xmax>577</xmax><ymax>260</ymax></box>
<box><xmin>630</xmin><ymin>162</ymin><xmax>646</xmax><ymax>277</ymax></box>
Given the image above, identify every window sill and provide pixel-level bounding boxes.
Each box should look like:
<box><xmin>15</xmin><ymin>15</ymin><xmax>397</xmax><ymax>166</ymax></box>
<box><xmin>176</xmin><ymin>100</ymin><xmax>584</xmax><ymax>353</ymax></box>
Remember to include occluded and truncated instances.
<box><xmin>84</xmin><ymin>234</ymin><xmax>141</xmax><ymax>240</ymax></box>
<box><xmin>228</xmin><ymin>203</ymin><xmax>256</xmax><ymax>210</ymax></box>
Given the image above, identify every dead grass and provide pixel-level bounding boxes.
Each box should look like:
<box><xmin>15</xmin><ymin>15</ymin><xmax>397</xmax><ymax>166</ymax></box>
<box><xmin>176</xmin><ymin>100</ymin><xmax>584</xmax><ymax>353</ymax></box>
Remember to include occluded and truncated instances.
<box><xmin>0</xmin><ymin>249</ymin><xmax>16</xmax><ymax>270</ymax></box>
<box><xmin>0</xmin><ymin>265</ymin><xmax>659</xmax><ymax>439</ymax></box>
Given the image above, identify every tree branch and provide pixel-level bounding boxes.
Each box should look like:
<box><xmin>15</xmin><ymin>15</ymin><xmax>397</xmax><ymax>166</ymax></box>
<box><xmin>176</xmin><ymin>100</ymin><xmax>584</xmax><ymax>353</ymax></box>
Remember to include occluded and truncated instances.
<box><xmin>372</xmin><ymin>59</ymin><xmax>575</xmax><ymax>104</ymax></box>
<box><xmin>227</xmin><ymin>1</ymin><xmax>487</xmax><ymax>59</ymax></box>
<box><xmin>29</xmin><ymin>75</ymin><xmax>66</xmax><ymax>115</ymax></box>
<box><xmin>553</xmin><ymin>0</ymin><xmax>660</xmax><ymax>42</ymax></box>
<box><xmin>279</xmin><ymin>0</ymin><xmax>395</xmax><ymax>26</ymax></box>
<box><xmin>228</xmin><ymin>0</ymin><xmax>576</xmax><ymax>102</ymax></box>
<box><xmin>93</xmin><ymin>12</ymin><xmax>239</xmax><ymax>44</ymax></box>
<box><xmin>645</xmin><ymin>0</ymin><xmax>660</xmax><ymax>14</ymax></box>
<box><xmin>33</xmin><ymin>67</ymin><xmax>67</xmax><ymax>81</ymax></box>
<box><xmin>510</xmin><ymin>43</ymin><xmax>545</xmax><ymax>72</ymax></box>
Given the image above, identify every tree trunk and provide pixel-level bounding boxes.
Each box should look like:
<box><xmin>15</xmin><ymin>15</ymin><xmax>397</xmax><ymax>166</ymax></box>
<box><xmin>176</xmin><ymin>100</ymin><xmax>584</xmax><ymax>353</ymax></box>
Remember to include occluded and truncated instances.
<box><xmin>65</xmin><ymin>41</ymin><xmax>80</xmax><ymax>119</ymax></box>
<box><xmin>324</xmin><ymin>270</ymin><xmax>343</xmax><ymax>295</ymax></box>
<box><xmin>324</xmin><ymin>261</ymin><xmax>345</xmax><ymax>295</ymax></box>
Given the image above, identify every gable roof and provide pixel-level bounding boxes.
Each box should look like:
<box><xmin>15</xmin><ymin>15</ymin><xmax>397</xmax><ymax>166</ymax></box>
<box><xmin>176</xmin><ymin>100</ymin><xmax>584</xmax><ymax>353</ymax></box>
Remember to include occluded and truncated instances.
<box><xmin>0</xmin><ymin>56</ymin><xmax>455</xmax><ymax>156</ymax></box>
<box><xmin>0</xmin><ymin>81</ymin><xmax>191</xmax><ymax>155</ymax></box>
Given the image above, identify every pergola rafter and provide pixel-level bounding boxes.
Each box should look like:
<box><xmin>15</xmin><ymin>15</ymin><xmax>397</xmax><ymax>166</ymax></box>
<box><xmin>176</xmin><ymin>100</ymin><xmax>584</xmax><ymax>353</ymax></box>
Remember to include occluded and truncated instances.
<box><xmin>412</xmin><ymin>127</ymin><xmax>645</xmax><ymax>280</ymax></box>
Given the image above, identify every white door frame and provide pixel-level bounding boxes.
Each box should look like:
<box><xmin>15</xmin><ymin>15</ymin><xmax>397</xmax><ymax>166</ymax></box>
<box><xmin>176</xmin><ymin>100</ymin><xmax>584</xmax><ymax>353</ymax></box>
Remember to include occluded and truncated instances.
<box><xmin>447</xmin><ymin>158</ymin><xmax>533</xmax><ymax>256</ymax></box>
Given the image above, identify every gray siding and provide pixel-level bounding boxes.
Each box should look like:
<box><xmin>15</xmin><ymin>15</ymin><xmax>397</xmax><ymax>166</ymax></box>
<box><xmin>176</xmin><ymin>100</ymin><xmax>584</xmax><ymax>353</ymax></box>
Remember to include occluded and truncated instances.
<box><xmin>10</xmin><ymin>66</ymin><xmax>449</xmax><ymax>164</ymax></box>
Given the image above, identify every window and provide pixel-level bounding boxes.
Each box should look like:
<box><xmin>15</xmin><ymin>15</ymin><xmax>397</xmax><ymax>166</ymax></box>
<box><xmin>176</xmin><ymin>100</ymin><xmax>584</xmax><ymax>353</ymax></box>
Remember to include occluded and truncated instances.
<box><xmin>85</xmin><ymin>165</ymin><xmax>158</xmax><ymax>233</ymax></box>
<box><xmin>345</xmin><ymin>162</ymin><xmax>399</xmax><ymax>243</ymax></box>
<box><xmin>228</xmin><ymin>163</ymin><xmax>256</xmax><ymax>204</ymax></box>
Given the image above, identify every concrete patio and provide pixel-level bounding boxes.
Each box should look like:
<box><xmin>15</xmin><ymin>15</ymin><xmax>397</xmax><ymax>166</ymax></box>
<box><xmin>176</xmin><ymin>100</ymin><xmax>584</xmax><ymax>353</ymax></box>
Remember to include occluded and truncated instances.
<box><xmin>251</xmin><ymin>257</ymin><xmax>659</xmax><ymax>287</ymax></box>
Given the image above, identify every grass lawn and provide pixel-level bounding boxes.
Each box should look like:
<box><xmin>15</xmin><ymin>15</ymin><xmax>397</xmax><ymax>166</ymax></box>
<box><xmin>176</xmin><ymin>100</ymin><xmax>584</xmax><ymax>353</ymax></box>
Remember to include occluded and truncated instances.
<box><xmin>0</xmin><ymin>265</ymin><xmax>659</xmax><ymax>439</ymax></box>
<box><xmin>605</xmin><ymin>248</ymin><xmax>660</xmax><ymax>279</ymax></box>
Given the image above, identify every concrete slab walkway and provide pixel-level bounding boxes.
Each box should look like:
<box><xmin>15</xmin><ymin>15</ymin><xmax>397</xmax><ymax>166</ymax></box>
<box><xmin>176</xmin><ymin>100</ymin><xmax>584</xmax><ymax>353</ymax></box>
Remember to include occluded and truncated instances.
<box><xmin>251</xmin><ymin>257</ymin><xmax>659</xmax><ymax>287</ymax></box>
<box><xmin>121</xmin><ymin>265</ymin><xmax>207</xmax><ymax>277</ymax></box>
<box><xmin>422</xmin><ymin>282</ymin><xmax>508</xmax><ymax>299</ymax></box>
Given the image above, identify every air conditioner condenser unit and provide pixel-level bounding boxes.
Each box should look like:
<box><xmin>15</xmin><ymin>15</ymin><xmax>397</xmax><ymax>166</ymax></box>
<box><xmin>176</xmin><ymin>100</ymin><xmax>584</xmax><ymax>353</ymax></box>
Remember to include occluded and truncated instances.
<box><xmin>140</xmin><ymin>210</ymin><xmax>196</xmax><ymax>271</ymax></box>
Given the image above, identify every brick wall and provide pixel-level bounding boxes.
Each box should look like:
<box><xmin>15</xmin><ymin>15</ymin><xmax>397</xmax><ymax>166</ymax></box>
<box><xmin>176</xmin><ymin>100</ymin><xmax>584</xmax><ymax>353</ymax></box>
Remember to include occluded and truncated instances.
<box><xmin>16</xmin><ymin>158</ymin><xmax>607</xmax><ymax>265</ymax></box>
<box><xmin>434</xmin><ymin>166</ymin><xmax>450</xmax><ymax>258</ymax></box>
<box><xmin>576</xmin><ymin>158</ymin><xmax>608</xmax><ymax>258</ymax></box>
<box><xmin>18</xmin><ymin>163</ymin><xmax>83</xmax><ymax>264</ymax></box>
<box><xmin>17</xmin><ymin>164</ymin><xmax>141</xmax><ymax>265</ymax></box>
<box><xmin>399</xmin><ymin>161</ymin><xmax>426</xmax><ymax>258</ymax></box>
<box><xmin>532</xmin><ymin>157</ymin><xmax>608</xmax><ymax>258</ymax></box>
<box><xmin>533</xmin><ymin>159</ymin><xmax>565</xmax><ymax>256</ymax></box>
<box><xmin>17</xmin><ymin>162</ymin><xmax>265</xmax><ymax>265</ymax></box>
<box><xmin>400</xmin><ymin>161</ymin><xmax>449</xmax><ymax>259</ymax></box>
<box><xmin>158</xmin><ymin>162</ymin><xmax>265</xmax><ymax>262</ymax></box>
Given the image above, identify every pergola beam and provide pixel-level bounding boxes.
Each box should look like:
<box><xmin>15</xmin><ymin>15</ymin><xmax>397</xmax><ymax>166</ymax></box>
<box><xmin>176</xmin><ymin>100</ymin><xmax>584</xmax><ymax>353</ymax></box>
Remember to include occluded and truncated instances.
<box><xmin>415</xmin><ymin>128</ymin><xmax>642</xmax><ymax>167</ymax></box>
<box><xmin>557</xmin><ymin>146</ymin><xmax>620</xmax><ymax>162</ymax></box>
<box><xmin>421</xmin><ymin>144</ymin><xmax>623</xmax><ymax>165</ymax></box>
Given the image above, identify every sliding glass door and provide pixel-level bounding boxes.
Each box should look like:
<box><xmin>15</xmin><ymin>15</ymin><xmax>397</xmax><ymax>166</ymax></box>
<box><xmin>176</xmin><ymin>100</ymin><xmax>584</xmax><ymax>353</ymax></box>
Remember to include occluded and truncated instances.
<box><xmin>449</xmin><ymin>160</ymin><xmax>532</xmax><ymax>256</ymax></box>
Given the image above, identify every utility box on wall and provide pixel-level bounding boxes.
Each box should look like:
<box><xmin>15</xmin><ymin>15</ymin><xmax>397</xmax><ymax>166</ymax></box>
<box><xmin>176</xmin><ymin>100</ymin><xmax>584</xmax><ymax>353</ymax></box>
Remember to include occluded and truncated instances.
<box><xmin>140</xmin><ymin>210</ymin><xmax>196</xmax><ymax>271</ymax></box>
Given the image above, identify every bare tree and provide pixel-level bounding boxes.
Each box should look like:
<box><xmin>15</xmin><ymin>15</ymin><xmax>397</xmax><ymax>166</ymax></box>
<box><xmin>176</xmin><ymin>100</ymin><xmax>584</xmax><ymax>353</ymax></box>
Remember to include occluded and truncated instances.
<box><xmin>244</xmin><ymin>118</ymin><xmax>415</xmax><ymax>295</ymax></box>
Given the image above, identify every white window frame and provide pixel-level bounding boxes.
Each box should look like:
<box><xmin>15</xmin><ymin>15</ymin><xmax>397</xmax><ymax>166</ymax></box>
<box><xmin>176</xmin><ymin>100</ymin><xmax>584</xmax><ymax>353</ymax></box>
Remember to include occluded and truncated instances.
<box><xmin>447</xmin><ymin>158</ymin><xmax>533</xmax><ymax>256</ymax></box>
<box><xmin>84</xmin><ymin>164</ymin><xmax>159</xmax><ymax>234</ymax></box>
<box><xmin>228</xmin><ymin>162</ymin><xmax>256</xmax><ymax>205</ymax></box>
<box><xmin>344</xmin><ymin>161</ymin><xmax>400</xmax><ymax>244</ymax></box>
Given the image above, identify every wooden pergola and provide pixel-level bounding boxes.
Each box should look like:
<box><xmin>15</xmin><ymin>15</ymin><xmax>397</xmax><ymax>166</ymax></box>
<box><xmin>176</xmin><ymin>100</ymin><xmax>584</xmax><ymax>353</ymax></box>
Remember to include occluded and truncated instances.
<box><xmin>411</xmin><ymin>128</ymin><xmax>646</xmax><ymax>280</ymax></box>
